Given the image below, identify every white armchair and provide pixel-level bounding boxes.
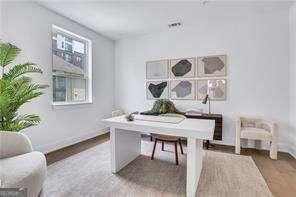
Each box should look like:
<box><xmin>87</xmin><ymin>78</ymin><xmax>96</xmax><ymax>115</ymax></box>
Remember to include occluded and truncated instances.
<box><xmin>112</xmin><ymin>109</ymin><xmax>125</xmax><ymax>117</ymax></box>
<box><xmin>235</xmin><ymin>116</ymin><xmax>278</xmax><ymax>160</ymax></box>
<box><xmin>0</xmin><ymin>132</ymin><xmax>47</xmax><ymax>197</ymax></box>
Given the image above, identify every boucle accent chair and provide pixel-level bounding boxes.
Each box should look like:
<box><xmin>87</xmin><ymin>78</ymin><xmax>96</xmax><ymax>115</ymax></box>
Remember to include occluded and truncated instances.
<box><xmin>111</xmin><ymin>109</ymin><xmax>125</xmax><ymax>117</ymax></box>
<box><xmin>235</xmin><ymin>116</ymin><xmax>278</xmax><ymax>159</ymax></box>
<box><xmin>0</xmin><ymin>132</ymin><xmax>47</xmax><ymax>197</ymax></box>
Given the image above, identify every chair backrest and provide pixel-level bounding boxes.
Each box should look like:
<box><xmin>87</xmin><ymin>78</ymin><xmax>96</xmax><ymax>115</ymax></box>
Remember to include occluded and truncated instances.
<box><xmin>0</xmin><ymin>132</ymin><xmax>33</xmax><ymax>159</ymax></box>
<box><xmin>112</xmin><ymin>109</ymin><xmax>125</xmax><ymax>117</ymax></box>
<box><xmin>239</xmin><ymin>116</ymin><xmax>273</xmax><ymax>132</ymax></box>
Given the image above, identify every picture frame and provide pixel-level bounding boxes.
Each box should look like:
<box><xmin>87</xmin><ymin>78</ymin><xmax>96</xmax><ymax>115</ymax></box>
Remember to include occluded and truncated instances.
<box><xmin>197</xmin><ymin>55</ymin><xmax>227</xmax><ymax>77</ymax></box>
<box><xmin>170</xmin><ymin>57</ymin><xmax>196</xmax><ymax>78</ymax></box>
<box><xmin>146</xmin><ymin>60</ymin><xmax>169</xmax><ymax>79</ymax></box>
<box><xmin>197</xmin><ymin>79</ymin><xmax>227</xmax><ymax>100</ymax></box>
<box><xmin>170</xmin><ymin>79</ymin><xmax>196</xmax><ymax>100</ymax></box>
<box><xmin>146</xmin><ymin>80</ymin><xmax>169</xmax><ymax>99</ymax></box>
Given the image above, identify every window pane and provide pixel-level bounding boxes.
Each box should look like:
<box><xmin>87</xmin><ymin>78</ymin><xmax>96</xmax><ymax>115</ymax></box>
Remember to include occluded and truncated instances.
<box><xmin>52</xmin><ymin>26</ymin><xmax>91</xmax><ymax>104</ymax></box>
<box><xmin>53</xmin><ymin>75</ymin><xmax>66</xmax><ymax>102</ymax></box>
<box><xmin>53</xmin><ymin>75</ymin><xmax>87</xmax><ymax>102</ymax></box>
<box><xmin>71</xmin><ymin>77</ymin><xmax>86</xmax><ymax>101</ymax></box>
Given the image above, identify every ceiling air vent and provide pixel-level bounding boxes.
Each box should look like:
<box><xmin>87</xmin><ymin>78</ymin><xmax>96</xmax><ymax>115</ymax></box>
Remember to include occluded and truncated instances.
<box><xmin>168</xmin><ymin>22</ymin><xmax>182</xmax><ymax>28</ymax></box>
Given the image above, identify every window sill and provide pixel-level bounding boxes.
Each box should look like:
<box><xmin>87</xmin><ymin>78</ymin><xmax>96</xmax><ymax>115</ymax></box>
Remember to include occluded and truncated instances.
<box><xmin>52</xmin><ymin>101</ymin><xmax>92</xmax><ymax>106</ymax></box>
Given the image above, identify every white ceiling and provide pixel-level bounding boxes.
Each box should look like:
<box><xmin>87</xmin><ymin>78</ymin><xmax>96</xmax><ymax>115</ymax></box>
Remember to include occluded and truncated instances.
<box><xmin>37</xmin><ymin>1</ymin><xmax>292</xmax><ymax>40</ymax></box>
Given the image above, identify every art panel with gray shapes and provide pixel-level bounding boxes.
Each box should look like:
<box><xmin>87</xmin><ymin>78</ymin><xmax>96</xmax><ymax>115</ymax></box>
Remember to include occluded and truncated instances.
<box><xmin>170</xmin><ymin>80</ymin><xmax>196</xmax><ymax>100</ymax></box>
<box><xmin>146</xmin><ymin>81</ymin><xmax>169</xmax><ymax>99</ymax></box>
<box><xmin>197</xmin><ymin>55</ymin><xmax>227</xmax><ymax>77</ymax></box>
<box><xmin>146</xmin><ymin>60</ymin><xmax>168</xmax><ymax>79</ymax></box>
<box><xmin>170</xmin><ymin>58</ymin><xmax>195</xmax><ymax>78</ymax></box>
<box><xmin>197</xmin><ymin>79</ymin><xmax>227</xmax><ymax>100</ymax></box>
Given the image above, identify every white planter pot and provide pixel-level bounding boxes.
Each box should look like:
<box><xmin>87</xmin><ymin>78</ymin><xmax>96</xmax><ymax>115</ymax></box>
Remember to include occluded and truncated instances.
<box><xmin>0</xmin><ymin>131</ymin><xmax>33</xmax><ymax>159</ymax></box>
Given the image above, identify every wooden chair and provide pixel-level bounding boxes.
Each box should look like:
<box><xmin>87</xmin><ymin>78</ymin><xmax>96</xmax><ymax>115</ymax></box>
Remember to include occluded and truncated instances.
<box><xmin>151</xmin><ymin>134</ymin><xmax>183</xmax><ymax>165</ymax></box>
<box><xmin>150</xmin><ymin>113</ymin><xmax>185</xmax><ymax>165</ymax></box>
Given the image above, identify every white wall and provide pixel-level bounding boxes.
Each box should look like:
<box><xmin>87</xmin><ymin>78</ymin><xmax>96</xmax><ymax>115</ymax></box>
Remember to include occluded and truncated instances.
<box><xmin>115</xmin><ymin>3</ymin><xmax>291</xmax><ymax>151</ymax></box>
<box><xmin>1</xmin><ymin>2</ymin><xmax>115</xmax><ymax>153</ymax></box>
<box><xmin>289</xmin><ymin>2</ymin><xmax>296</xmax><ymax>158</ymax></box>
<box><xmin>0</xmin><ymin>1</ymin><xmax>3</xmax><ymax>38</ymax></box>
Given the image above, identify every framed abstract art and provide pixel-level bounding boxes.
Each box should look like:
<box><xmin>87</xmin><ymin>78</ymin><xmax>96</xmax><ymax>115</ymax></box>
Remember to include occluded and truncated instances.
<box><xmin>197</xmin><ymin>55</ymin><xmax>227</xmax><ymax>77</ymax></box>
<box><xmin>170</xmin><ymin>58</ymin><xmax>196</xmax><ymax>78</ymax></box>
<box><xmin>197</xmin><ymin>79</ymin><xmax>227</xmax><ymax>100</ymax></box>
<box><xmin>146</xmin><ymin>81</ymin><xmax>169</xmax><ymax>99</ymax></box>
<box><xmin>170</xmin><ymin>80</ymin><xmax>196</xmax><ymax>100</ymax></box>
<box><xmin>146</xmin><ymin>60</ymin><xmax>169</xmax><ymax>79</ymax></box>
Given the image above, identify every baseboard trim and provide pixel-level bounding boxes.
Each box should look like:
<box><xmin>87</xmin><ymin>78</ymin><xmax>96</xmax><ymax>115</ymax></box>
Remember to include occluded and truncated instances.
<box><xmin>35</xmin><ymin>128</ymin><xmax>109</xmax><ymax>154</ymax></box>
<box><xmin>278</xmin><ymin>142</ymin><xmax>291</xmax><ymax>153</ymax></box>
<box><xmin>290</xmin><ymin>144</ymin><xmax>296</xmax><ymax>158</ymax></box>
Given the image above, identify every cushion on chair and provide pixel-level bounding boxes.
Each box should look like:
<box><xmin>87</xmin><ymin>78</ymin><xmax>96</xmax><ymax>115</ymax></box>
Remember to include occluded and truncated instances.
<box><xmin>241</xmin><ymin>121</ymin><xmax>256</xmax><ymax>128</ymax></box>
<box><xmin>241</xmin><ymin>127</ymin><xmax>272</xmax><ymax>140</ymax></box>
<box><xmin>0</xmin><ymin>132</ymin><xmax>33</xmax><ymax>159</ymax></box>
<box><xmin>151</xmin><ymin>134</ymin><xmax>179</xmax><ymax>141</ymax></box>
<box><xmin>0</xmin><ymin>151</ymin><xmax>47</xmax><ymax>197</ymax></box>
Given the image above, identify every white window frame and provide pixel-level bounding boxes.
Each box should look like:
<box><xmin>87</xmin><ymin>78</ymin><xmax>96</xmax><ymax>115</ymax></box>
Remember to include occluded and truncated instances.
<box><xmin>52</xmin><ymin>25</ymin><xmax>92</xmax><ymax>106</ymax></box>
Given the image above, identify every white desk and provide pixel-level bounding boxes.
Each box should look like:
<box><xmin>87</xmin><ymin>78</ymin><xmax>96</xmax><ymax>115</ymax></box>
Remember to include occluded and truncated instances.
<box><xmin>102</xmin><ymin>115</ymin><xmax>215</xmax><ymax>197</ymax></box>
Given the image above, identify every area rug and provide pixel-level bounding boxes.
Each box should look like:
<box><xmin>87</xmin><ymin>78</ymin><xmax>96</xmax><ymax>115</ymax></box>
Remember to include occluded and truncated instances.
<box><xmin>42</xmin><ymin>140</ymin><xmax>272</xmax><ymax>197</ymax></box>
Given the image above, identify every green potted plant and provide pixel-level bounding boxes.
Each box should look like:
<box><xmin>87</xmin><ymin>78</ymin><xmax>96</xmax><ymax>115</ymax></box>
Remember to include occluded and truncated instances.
<box><xmin>0</xmin><ymin>41</ymin><xmax>47</xmax><ymax>141</ymax></box>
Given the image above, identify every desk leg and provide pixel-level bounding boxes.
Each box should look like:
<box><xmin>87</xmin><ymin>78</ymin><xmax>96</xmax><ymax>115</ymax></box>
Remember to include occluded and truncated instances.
<box><xmin>206</xmin><ymin>140</ymin><xmax>210</xmax><ymax>149</ymax></box>
<box><xmin>186</xmin><ymin>138</ymin><xmax>204</xmax><ymax>197</ymax></box>
<box><xmin>110</xmin><ymin>127</ymin><xmax>141</xmax><ymax>173</ymax></box>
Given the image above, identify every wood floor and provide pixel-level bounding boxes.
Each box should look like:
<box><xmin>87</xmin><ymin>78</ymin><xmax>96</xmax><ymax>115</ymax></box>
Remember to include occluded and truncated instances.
<box><xmin>45</xmin><ymin>133</ymin><xmax>296</xmax><ymax>197</ymax></box>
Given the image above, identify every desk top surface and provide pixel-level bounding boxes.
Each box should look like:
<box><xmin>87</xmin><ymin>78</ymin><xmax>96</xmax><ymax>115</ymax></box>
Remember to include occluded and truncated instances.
<box><xmin>102</xmin><ymin>115</ymin><xmax>215</xmax><ymax>140</ymax></box>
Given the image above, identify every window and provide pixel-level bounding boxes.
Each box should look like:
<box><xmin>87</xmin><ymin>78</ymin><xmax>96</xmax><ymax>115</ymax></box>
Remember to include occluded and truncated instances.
<box><xmin>52</xmin><ymin>25</ymin><xmax>92</xmax><ymax>105</ymax></box>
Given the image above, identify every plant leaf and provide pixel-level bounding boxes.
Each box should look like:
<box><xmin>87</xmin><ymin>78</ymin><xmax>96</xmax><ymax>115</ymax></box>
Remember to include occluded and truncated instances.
<box><xmin>4</xmin><ymin>62</ymin><xmax>43</xmax><ymax>80</ymax></box>
<box><xmin>0</xmin><ymin>42</ymin><xmax>21</xmax><ymax>68</ymax></box>
<box><xmin>0</xmin><ymin>42</ymin><xmax>48</xmax><ymax>132</ymax></box>
<box><xmin>0</xmin><ymin>114</ymin><xmax>41</xmax><ymax>131</ymax></box>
